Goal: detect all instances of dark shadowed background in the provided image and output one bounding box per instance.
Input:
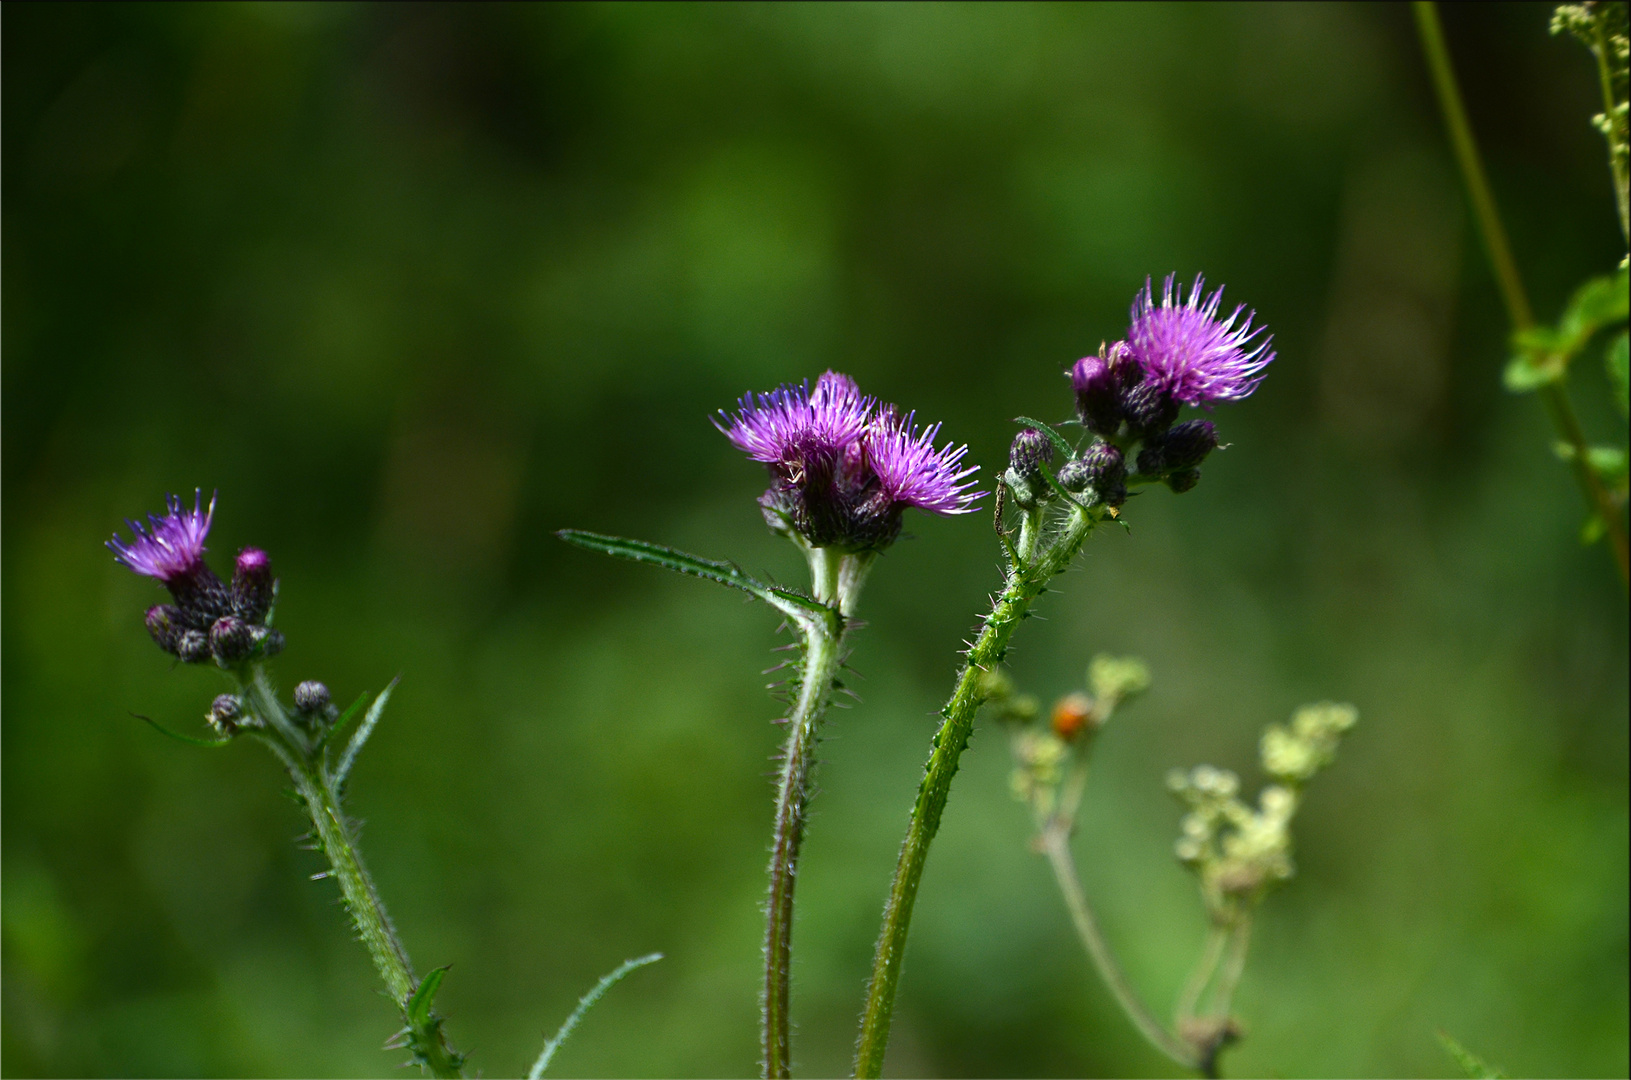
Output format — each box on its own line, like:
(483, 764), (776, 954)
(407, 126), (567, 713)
(4, 3), (1627, 1077)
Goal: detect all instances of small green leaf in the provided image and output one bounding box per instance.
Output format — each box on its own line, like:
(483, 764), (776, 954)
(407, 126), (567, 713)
(1504, 353), (1562, 392)
(1011, 417), (1077, 458)
(1606, 330), (1629, 418)
(529, 953), (663, 1078)
(406, 966), (449, 1029)
(1436, 1030), (1506, 1079)
(557, 530), (836, 630)
(130, 712), (232, 747)
(1557, 270), (1630, 353)
(334, 677), (399, 791)
(1581, 513), (1608, 545)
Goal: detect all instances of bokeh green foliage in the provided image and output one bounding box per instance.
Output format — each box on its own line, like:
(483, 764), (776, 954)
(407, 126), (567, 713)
(3, 3), (1626, 1077)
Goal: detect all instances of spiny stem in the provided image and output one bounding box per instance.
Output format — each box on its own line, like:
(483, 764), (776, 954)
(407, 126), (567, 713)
(762, 547), (860, 1078)
(763, 622), (844, 1078)
(853, 507), (1098, 1077)
(1415, 0), (1630, 586)
(1039, 824), (1200, 1072)
(249, 669), (464, 1078)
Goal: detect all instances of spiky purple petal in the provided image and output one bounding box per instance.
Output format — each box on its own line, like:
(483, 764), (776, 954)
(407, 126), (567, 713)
(715, 370), (874, 466)
(108, 491), (215, 584)
(863, 411), (982, 516)
(1128, 274), (1274, 405)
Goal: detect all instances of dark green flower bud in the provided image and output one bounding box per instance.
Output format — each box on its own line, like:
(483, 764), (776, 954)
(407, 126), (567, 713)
(1167, 468), (1201, 493)
(146, 605), (183, 656)
(207, 694), (244, 736)
(251, 625), (285, 658)
(1138, 419), (1218, 475)
(1008, 428), (1054, 479)
(294, 680), (330, 713)
(177, 629), (211, 664)
(1058, 443), (1127, 507)
(1122, 380), (1179, 439)
(210, 616), (254, 664)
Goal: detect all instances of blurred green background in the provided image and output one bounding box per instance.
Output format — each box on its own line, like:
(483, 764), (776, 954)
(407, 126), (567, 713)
(4, 3), (1627, 1077)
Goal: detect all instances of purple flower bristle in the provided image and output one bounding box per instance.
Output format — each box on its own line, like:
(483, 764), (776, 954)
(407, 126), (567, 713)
(108, 490), (215, 584)
(1128, 274), (1274, 406)
(863, 412), (981, 516)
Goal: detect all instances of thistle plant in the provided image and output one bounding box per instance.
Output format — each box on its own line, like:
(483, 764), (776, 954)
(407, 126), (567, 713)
(110, 493), (656, 1077)
(999, 660), (1357, 1080)
(853, 274), (1275, 1076)
(1415, 0), (1630, 585)
(560, 370), (979, 1078)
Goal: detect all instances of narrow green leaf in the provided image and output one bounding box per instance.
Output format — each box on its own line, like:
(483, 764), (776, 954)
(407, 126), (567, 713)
(406, 966), (449, 1029)
(1606, 330), (1629, 419)
(1011, 417), (1076, 458)
(130, 712), (232, 748)
(313, 691), (369, 754)
(1436, 1030), (1506, 1079)
(557, 530), (835, 629)
(334, 677), (399, 791)
(529, 953), (663, 1078)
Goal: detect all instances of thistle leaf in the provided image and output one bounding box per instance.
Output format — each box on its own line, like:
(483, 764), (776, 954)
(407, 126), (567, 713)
(1011, 417), (1077, 458)
(528, 953), (663, 1078)
(334, 677), (399, 791)
(1436, 1030), (1506, 1079)
(407, 966), (449, 1030)
(129, 712), (231, 747)
(557, 530), (836, 629)
(313, 691), (369, 754)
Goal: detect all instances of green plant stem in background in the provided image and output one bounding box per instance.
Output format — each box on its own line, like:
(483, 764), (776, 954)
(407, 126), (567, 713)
(853, 507), (1100, 1077)
(1414, 0), (1631, 586)
(1038, 823), (1201, 1072)
(245, 667), (465, 1079)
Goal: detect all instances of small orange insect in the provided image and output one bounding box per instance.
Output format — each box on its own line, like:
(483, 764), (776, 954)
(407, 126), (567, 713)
(1051, 692), (1094, 741)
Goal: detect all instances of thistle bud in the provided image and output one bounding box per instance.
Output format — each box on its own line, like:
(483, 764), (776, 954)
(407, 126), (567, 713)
(1007, 428), (1053, 479)
(294, 680), (331, 714)
(1122, 379), (1179, 439)
(251, 626), (285, 658)
(177, 629), (211, 664)
(1138, 419), (1218, 475)
(232, 548), (276, 625)
(1057, 443), (1127, 507)
(146, 605), (183, 656)
(209, 616), (254, 664)
(1166, 469), (1201, 494)
(1071, 342), (1140, 437)
(207, 694), (244, 736)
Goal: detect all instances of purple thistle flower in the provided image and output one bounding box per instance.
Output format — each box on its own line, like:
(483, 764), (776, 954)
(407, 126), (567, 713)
(108, 491), (215, 585)
(716, 370), (873, 472)
(719, 371), (982, 550)
(862, 410), (981, 517)
(1127, 274), (1274, 406)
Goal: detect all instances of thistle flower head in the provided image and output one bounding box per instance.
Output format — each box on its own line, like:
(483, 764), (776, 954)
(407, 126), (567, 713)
(1128, 274), (1274, 406)
(861, 409), (981, 517)
(108, 490), (214, 585)
(716, 371), (873, 473)
(720, 371), (981, 550)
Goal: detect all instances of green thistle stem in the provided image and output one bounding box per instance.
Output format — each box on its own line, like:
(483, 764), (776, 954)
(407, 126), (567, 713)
(853, 506), (1099, 1077)
(246, 666), (464, 1078)
(762, 548), (864, 1078)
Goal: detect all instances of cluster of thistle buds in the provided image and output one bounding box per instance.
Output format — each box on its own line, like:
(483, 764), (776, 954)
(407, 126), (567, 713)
(1168, 702), (1358, 913)
(1008, 274), (1274, 512)
(108, 491), (283, 668)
